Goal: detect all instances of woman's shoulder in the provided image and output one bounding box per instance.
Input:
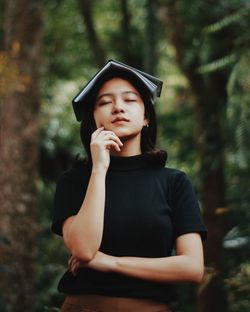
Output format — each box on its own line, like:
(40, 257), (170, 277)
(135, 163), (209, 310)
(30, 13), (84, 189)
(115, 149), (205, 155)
(159, 166), (186, 178)
(156, 166), (190, 186)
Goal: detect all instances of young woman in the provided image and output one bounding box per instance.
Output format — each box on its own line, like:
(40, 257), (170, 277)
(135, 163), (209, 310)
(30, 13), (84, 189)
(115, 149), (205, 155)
(52, 60), (207, 312)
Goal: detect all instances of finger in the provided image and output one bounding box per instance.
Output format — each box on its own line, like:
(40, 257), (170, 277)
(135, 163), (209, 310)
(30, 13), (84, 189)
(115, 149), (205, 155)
(92, 127), (104, 139)
(72, 260), (81, 276)
(69, 257), (78, 272)
(104, 140), (121, 152)
(70, 259), (79, 275)
(68, 256), (74, 270)
(95, 130), (123, 147)
(110, 134), (123, 147)
(71, 261), (77, 275)
(91, 127), (104, 140)
(102, 132), (123, 147)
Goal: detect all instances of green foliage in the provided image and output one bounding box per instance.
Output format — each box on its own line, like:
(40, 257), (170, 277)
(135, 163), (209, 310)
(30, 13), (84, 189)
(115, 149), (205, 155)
(227, 53), (250, 168)
(198, 53), (237, 74)
(164, 0), (249, 77)
(158, 104), (199, 178)
(219, 6), (250, 311)
(225, 262), (250, 311)
(225, 52), (250, 248)
(42, 0), (92, 82)
(203, 8), (247, 34)
(41, 80), (82, 156)
(198, 4), (250, 74)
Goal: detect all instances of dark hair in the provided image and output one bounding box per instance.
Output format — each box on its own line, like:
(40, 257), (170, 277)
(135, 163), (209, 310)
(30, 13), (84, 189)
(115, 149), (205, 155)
(79, 71), (167, 166)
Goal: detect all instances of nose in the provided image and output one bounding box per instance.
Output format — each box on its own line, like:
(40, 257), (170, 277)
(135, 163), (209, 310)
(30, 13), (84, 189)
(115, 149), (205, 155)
(112, 97), (125, 114)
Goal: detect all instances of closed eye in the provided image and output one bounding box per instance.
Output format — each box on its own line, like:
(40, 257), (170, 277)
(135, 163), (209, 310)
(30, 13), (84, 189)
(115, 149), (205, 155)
(125, 99), (136, 102)
(99, 101), (112, 105)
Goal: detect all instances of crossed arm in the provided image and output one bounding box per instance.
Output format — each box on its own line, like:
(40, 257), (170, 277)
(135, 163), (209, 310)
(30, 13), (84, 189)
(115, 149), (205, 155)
(66, 228), (204, 284)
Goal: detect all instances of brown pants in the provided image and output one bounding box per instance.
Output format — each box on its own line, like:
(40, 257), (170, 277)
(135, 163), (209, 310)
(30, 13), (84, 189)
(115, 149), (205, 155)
(60, 294), (172, 312)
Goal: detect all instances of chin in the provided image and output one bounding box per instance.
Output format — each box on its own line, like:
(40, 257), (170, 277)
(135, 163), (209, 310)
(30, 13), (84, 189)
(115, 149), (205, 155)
(112, 128), (130, 137)
(110, 126), (142, 139)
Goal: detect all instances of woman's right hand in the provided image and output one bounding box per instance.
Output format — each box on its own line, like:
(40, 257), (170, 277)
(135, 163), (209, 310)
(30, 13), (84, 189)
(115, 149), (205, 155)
(90, 127), (123, 171)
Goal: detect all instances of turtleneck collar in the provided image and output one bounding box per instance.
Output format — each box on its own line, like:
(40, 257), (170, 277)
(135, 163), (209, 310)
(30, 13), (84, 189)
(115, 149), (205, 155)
(109, 154), (149, 171)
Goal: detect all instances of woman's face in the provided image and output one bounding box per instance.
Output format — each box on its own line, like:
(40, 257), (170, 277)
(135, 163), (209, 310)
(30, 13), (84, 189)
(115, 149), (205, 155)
(93, 78), (148, 139)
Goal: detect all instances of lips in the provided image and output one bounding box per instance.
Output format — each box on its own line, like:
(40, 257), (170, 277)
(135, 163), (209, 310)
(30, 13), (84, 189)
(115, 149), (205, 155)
(111, 116), (129, 123)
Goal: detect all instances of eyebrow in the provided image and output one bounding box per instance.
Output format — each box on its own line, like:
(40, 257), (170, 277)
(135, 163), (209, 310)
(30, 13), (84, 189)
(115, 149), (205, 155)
(97, 91), (139, 102)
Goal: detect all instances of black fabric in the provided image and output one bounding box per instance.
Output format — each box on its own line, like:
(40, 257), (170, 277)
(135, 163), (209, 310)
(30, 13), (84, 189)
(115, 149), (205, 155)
(52, 154), (207, 303)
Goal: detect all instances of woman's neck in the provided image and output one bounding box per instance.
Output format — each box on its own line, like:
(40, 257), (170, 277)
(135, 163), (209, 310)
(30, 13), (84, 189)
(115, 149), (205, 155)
(110, 134), (141, 157)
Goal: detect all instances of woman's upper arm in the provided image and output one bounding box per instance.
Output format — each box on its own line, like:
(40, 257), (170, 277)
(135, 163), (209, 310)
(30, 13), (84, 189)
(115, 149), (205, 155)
(176, 233), (204, 268)
(173, 233), (204, 282)
(62, 215), (76, 251)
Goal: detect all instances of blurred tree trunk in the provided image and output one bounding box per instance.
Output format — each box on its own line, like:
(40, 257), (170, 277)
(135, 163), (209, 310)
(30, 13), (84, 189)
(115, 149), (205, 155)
(78, 0), (106, 67)
(119, 0), (158, 74)
(119, 0), (141, 67)
(159, 3), (228, 312)
(144, 0), (157, 75)
(190, 71), (227, 312)
(120, 0), (132, 64)
(0, 1), (42, 311)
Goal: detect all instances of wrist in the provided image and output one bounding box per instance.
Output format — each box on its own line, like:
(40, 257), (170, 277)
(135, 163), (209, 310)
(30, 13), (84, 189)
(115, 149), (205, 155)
(108, 255), (119, 272)
(91, 166), (108, 175)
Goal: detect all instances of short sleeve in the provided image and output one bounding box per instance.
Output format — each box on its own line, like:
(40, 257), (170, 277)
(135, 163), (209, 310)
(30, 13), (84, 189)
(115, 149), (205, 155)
(172, 171), (207, 241)
(51, 171), (86, 236)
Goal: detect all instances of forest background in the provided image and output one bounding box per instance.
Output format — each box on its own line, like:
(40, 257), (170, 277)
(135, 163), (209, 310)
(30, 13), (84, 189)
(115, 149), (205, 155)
(0, 1), (249, 312)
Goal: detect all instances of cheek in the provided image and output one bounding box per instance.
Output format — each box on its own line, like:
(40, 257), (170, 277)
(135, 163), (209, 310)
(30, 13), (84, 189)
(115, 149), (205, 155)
(135, 106), (146, 123)
(93, 108), (108, 127)
(93, 109), (102, 125)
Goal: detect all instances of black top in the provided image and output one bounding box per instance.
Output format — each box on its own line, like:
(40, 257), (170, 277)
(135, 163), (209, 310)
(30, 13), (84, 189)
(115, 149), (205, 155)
(52, 154), (207, 303)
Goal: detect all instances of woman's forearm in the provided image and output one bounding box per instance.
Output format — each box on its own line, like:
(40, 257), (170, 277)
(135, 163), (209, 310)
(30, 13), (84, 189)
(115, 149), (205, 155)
(112, 234), (204, 283)
(69, 235), (204, 283)
(65, 168), (106, 261)
(63, 127), (123, 262)
(112, 254), (204, 283)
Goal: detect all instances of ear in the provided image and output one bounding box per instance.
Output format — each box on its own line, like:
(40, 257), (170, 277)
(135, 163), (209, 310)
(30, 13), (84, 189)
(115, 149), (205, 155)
(143, 117), (150, 127)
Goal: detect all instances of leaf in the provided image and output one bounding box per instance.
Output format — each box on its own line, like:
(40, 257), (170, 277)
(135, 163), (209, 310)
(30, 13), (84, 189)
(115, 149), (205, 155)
(203, 8), (247, 33)
(197, 53), (237, 74)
